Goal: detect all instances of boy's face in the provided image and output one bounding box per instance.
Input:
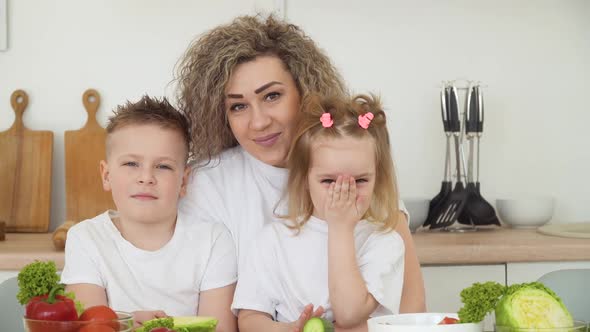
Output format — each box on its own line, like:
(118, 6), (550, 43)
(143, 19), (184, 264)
(307, 135), (376, 221)
(100, 124), (189, 225)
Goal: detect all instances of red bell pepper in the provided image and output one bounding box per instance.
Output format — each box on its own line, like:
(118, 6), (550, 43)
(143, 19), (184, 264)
(25, 284), (78, 321)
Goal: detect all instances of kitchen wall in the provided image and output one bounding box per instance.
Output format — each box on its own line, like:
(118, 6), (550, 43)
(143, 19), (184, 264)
(1, 0), (589, 231)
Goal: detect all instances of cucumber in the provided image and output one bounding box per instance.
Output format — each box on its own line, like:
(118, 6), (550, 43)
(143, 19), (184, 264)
(303, 317), (334, 332)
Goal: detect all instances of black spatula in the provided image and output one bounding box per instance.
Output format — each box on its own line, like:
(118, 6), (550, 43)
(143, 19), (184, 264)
(430, 85), (471, 230)
(424, 86), (453, 227)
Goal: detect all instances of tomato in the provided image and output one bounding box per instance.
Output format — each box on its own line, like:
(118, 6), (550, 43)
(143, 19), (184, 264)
(79, 306), (119, 331)
(438, 316), (460, 325)
(79, 305), (118, 322)
(78, 324), (116, 332)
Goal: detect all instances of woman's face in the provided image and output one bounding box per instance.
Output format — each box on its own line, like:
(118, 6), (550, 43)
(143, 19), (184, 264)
(224, 55), (301, 167)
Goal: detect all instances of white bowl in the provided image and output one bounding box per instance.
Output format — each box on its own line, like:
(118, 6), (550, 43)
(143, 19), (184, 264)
(368, 313), (483, 332)
(403, 198), (431, 232)
(495, 196), (555, 228)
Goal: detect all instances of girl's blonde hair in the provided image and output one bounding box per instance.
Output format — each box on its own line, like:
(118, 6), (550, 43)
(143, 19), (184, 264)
(175, 14), (347, 165)
(284, 94), (400, 232)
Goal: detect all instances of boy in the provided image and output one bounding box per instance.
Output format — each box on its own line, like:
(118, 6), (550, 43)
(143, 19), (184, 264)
(61, 96), (237, 332)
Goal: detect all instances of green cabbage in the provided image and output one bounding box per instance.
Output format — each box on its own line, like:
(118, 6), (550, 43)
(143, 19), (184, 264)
(495, 282), (573, 329)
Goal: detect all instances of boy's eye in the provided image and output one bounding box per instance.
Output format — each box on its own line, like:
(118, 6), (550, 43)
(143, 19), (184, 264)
(265, 92), (281, 102)
(123, 161), (138, 167)
(156, 164), (172, 170)
(229, 103), (247, 112)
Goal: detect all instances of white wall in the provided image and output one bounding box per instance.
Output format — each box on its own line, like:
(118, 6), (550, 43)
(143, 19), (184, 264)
(1, 0), (589, 231)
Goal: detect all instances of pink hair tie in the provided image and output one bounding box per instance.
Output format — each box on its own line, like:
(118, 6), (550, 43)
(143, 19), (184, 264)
(320, 113), (333, 128)
(358, 112), (374, 129)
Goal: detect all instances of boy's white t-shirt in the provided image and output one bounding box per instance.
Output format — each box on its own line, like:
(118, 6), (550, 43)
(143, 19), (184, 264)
(179, 146), (408, 274)
(231, 216), (405, 323)
(60, 210), (237, 316)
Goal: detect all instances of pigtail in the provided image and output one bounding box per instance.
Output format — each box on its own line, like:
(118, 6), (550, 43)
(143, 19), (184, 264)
(352, 94), (387, 128)
(351, 94), (399, 232)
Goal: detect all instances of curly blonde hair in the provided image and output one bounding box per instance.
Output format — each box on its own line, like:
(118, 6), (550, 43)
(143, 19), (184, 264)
(284, 94), (400, 232)
(175, 14), (347, 165)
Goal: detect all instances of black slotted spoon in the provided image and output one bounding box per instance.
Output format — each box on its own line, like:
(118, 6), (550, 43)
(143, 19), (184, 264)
(430, 85), (471, 230)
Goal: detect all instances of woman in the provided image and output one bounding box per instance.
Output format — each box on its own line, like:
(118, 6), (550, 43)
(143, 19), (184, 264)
(176, 15), (425, 320)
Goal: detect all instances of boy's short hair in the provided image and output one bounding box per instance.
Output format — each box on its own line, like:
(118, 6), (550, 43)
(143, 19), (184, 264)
(106, 95), (191, 160)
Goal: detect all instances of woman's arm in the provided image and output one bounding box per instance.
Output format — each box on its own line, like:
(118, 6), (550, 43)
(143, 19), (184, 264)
(334, 321), (368, 332)
(198, 283), (237, 332)
(238, 305), (323, 332)
(238, 310), (290, 332)
(396, 211), (427, 313)
(65, 283), (107, 308)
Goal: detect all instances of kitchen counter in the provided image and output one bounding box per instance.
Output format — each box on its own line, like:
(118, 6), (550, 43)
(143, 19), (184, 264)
(1, 227), (589, 270)
(0, 233), (65, 270)
(414, 227), (590, 265)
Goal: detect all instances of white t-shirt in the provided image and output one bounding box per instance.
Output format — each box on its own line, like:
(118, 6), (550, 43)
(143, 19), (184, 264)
(179, 146), (408, 274)
(231, 216), (405, 323)
(60, 210), (237, 316)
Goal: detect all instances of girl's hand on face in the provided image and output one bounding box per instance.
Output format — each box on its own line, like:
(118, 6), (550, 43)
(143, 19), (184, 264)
(289, 304), (325, 332)
(132, 310), (168, 328)
(325, 175), (363, 230)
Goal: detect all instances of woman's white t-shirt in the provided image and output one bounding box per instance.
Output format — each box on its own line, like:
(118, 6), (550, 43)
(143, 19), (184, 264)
(231, 216), (405, 322)
(179, 146), (288, 273)
(60, 210), (237, 316)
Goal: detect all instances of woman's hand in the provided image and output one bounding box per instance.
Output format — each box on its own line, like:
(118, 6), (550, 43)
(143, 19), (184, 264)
(132, 310), (168, 328)
(288, 304), (325, 332)
(325, 175), (363, 230)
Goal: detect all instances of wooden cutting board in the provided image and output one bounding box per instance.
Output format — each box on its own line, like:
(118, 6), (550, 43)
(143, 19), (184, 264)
(64, 89), (115, 223)
(537, 223), (590, 239)
(0, 90), (53, 232)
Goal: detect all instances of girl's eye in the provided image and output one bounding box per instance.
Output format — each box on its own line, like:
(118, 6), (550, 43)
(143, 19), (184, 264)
(265, 92), (281, 102)
(156, 164), (172, 170)
(355, 178), (368, 184)
(229, 103), (247, 112)
(321, 179), (335, 184)
(123, 161), (138, 167)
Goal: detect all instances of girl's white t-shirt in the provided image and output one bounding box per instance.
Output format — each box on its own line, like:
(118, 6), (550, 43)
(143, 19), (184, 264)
(60, 210), (237, 316)
(179, 146), (408, 274)
(231, 216), (405, 322)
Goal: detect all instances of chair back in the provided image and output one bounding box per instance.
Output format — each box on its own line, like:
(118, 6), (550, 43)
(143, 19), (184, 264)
(538, 269), (590, 323)
(0, 276), (25, 331)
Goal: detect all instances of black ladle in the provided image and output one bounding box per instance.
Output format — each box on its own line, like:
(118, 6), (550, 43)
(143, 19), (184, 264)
(460, 86), (500, 226)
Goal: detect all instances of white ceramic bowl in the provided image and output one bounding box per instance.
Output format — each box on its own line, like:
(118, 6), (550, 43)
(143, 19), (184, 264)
(495, 196), (555, 228)
(404, 198), (431, 232)
(368, 313), (483, 332)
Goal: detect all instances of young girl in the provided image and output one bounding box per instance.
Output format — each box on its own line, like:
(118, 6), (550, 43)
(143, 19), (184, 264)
(232, 94), (405, 332)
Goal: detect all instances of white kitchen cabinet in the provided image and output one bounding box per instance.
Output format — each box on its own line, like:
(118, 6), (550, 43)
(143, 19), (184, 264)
(422, 264), (506, 313)
(422, 264), (505, 331)
(0, 271), (18, 284)
(506, 261), (590, 284)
